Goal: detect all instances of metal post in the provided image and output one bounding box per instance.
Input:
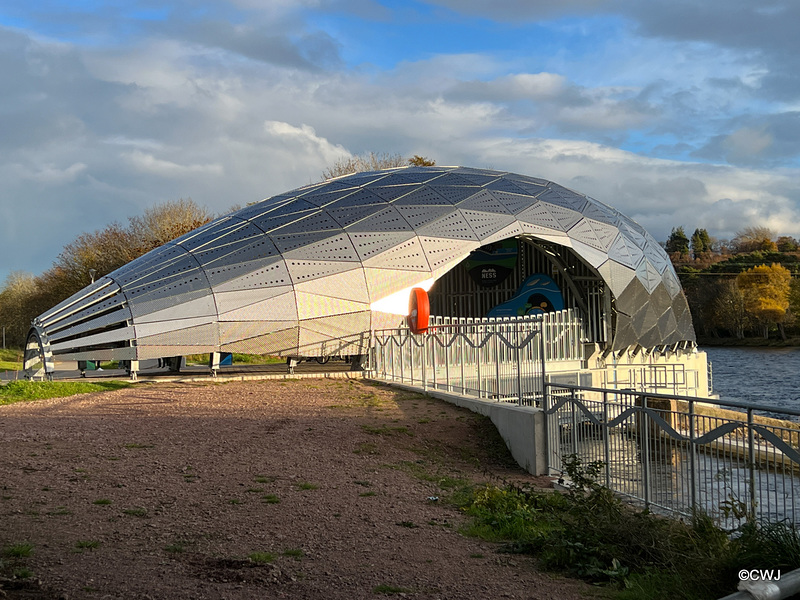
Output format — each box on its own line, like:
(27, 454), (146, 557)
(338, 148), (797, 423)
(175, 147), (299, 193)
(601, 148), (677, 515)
(543, 379), (551, 472)
(603, 389), (611, 489)
(689, 400), (697, 512)
(432, 333), (437, 391)
(571, 388), (579, 458)
(494, 329), (500, 401)
(641, 394), (651, 510)
(747, 407), (757, 521)
(515, 326), (523, 406)
(422, 332), (427, 392)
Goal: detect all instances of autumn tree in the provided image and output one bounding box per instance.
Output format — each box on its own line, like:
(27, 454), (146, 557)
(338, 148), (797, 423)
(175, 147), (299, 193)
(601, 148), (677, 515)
(732, 226), (777, 253)
(777, 236), (799, 252)
(736, 263), (791, 339)
(708, 279), (748, 339)
(0, 272), (38, 347)
(408, 155), (436, 166)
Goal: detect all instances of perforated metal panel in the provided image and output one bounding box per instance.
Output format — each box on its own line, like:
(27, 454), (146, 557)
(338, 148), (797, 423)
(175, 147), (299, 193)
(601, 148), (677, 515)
(28, 166), (695, 372)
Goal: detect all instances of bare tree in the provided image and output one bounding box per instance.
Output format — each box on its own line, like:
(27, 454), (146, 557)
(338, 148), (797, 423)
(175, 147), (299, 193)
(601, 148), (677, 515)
(321, 152), (408, 180)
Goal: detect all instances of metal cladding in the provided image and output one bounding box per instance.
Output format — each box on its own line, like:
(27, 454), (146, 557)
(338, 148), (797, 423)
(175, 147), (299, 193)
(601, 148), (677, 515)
(28, 166), (694, 368)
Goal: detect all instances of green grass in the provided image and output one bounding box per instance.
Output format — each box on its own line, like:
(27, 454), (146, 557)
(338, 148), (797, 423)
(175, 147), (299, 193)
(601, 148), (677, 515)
(295, 481), (319, 491)
(93, 498), (112, 505)
(262, 494), (280, 504)
(283, 548), (304, 559)
(0, 348), (23, 371)
(74, 540), (101, 551)
(0, 380), (131, 404)
(2, 543), (34, 558)
(122, 507), (148, 517)
(254, 475), (276, 484)
(248, 551), (276, 564)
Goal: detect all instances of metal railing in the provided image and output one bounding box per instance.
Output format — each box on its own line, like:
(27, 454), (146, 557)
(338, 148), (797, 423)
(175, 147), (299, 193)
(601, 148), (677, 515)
(371, 310), (583, 404)
(546, 383), (800, 526)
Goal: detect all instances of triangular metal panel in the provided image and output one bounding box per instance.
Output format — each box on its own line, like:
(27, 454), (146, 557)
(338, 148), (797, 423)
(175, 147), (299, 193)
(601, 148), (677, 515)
(607, 233), (645, 269)
(295, 268), (369, 304)
(327, 203), (388, 228)
(512, 202), (563, 232)
(612, 314), (640, 350)
(207, 256), (291, 290)
(540, 203), (583, 231)
(635, 259), (662, 294)
(416, 211), (478, 240)
(568, 239), (608, 269)
(38, 278), (123, 327)
(393, 185), (456, 207)
(136, 322), (220, 349)
(346, 206), (413, 233)
(486, 190), (537, 215)
(300, 311), (372, 339)
(485, 178), (534, 195)
(128, 290), (215, 320)
(214, 285), (294, 314)
(362, 236), (431, 272)
(285, 260), (361, 284)
(364, 268), (432, 304)
(270, 210), (342, 236)
(217, 290), (299, 322)
(232, 195), (297, 221)
(582, 198), (621, 227)
(323, 187), (386, 209)
(505, 173), (549, 187)
(460, 210), (516, 240)
(455, 172), (502, 186)
(300, 188), (359, 208)
(663, 267), (683, 299)
(296, 291), (370, 320)
(219, 320), (297, 346)
(393, 170), (449, 184)
(189, 222), (281, 269)
(270, 229), (342, 254)
(246, 200), (319, 234)
(643, 233), (670, 274)
(503, 178), (549, 197)
(616, 276), (648, 317)
(369, 183), (419, 202)
(348, 230), (417, 261)
(568, 218), (605, 251)
(479, 221), (524, 246)
(418, 236), (477, 270)
(649, 282), (671, 313)
(537, 186), (588, 212)
(617, 221), (648, 249)
(598, 260), (638, 294)
(517, 226), (571, 245)
(456, 189), (511, 214)
(587, 218), (619, 251)
(657, 306), (678, 340)
(221, 324), (299, 355)
(427, 185), (480, 204)
(395, 203), (453, 229)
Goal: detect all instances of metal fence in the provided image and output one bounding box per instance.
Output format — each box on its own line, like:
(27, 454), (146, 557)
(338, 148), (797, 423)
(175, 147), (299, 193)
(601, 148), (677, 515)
(546, 383), (800, 526)
(371, 310), (583, 402)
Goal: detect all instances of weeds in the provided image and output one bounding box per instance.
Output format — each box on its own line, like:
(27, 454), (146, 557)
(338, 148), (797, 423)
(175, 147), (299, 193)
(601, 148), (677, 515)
(456, 454), (800, 599)
(248, 551), (276, 564)
(2, 543), (34, 559)
(296, 482), (318, 491)
(262, 494), (280, 504)
(122, 507), (148, 517)
(74, 540), (101, 552)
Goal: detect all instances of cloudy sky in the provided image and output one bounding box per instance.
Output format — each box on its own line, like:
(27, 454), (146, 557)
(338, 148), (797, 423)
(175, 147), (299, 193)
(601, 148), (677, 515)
(1, 0), (799, 284)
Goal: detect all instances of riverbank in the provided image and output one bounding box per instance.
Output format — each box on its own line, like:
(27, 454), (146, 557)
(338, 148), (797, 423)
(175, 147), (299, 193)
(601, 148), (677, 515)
(698, 336), (800, 347)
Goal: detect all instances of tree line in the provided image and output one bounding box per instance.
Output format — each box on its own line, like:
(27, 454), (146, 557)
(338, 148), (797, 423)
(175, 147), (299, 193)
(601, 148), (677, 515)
(666, 226), (800, 341)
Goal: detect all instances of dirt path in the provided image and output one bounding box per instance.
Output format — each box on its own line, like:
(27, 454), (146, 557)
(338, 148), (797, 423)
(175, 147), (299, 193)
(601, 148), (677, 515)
(0, 378), (592, 599)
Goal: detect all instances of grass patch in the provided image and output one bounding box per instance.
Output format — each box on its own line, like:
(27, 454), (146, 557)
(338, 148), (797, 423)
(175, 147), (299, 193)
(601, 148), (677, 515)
(0, 380), (131, 404)
(165, 540), (190, 554)
(0, 348), (23, 371)
(2, 543), (34, 559)
(254, 475), (276, 484)
(283, 548), (304, 559)
(353, 442), (379, 455)
(93, 498), (112, 505)
(295, 481), (319, 491)
(262, 494), (280, 504)
(248, 551), (276, 564)
(359, 491), (377, 497)
(74, 540), (101, 552)
(122, 507), (148, 518)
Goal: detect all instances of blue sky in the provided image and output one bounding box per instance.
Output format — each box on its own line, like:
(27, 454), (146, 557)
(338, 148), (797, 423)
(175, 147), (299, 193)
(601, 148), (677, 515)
(1, 0), (799, 285)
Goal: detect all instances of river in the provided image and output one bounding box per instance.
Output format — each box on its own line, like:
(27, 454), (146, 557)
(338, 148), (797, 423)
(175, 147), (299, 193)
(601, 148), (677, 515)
(703, 346), (800, 413)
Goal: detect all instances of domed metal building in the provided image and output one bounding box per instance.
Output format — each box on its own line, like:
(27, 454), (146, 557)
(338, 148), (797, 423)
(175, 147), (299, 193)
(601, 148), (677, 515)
(24, 166), (694, 378)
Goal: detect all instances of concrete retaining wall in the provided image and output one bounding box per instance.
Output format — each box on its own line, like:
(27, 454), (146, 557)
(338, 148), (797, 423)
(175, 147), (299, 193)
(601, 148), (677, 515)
(386, 382), (547, 476)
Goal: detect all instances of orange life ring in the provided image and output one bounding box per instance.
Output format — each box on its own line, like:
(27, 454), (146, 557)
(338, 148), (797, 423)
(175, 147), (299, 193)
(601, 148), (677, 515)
(407, 287), (430, 334)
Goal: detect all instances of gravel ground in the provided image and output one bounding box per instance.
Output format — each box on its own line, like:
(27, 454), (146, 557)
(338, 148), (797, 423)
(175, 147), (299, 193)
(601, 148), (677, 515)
(0, 377), (593, 599)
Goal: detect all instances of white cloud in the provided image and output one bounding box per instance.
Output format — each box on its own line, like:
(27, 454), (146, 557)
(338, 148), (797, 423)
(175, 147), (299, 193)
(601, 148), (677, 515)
(126, 151), (224, 177)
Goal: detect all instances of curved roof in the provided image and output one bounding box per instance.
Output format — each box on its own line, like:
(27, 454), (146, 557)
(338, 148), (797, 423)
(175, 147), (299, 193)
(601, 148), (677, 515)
(31, 166), (694, 363)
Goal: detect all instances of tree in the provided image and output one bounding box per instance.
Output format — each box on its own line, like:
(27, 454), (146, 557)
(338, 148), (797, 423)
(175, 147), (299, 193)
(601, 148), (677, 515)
(732, 226), (777, 253)
(777, 236), (799, 253)
(708, 279), (748, 339)
(736, 263), (791, 339)
(408, 155), (436, 166)
(0, 272), (37, 347)
(690, 228), (713, 258)
(665, 227), (690, 257)
(321, 152), (407, 180)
